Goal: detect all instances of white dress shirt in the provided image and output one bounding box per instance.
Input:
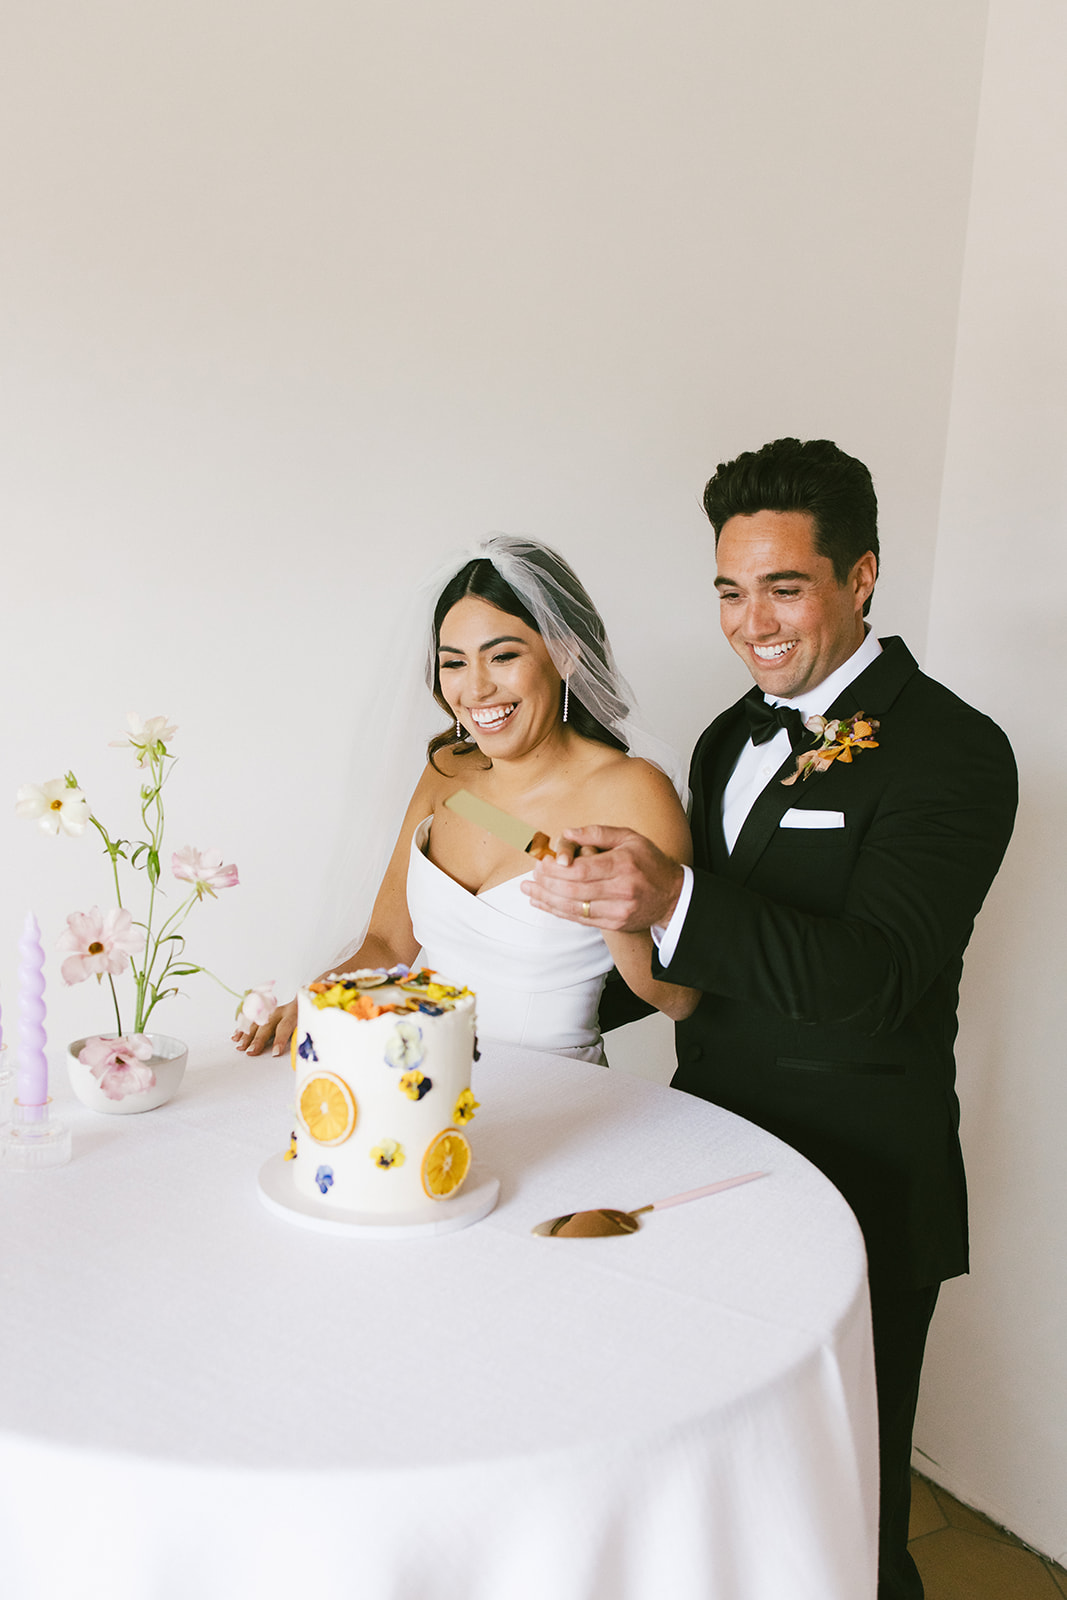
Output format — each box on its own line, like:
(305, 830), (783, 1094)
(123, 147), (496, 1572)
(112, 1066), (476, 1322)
(654, 630), (882, 968)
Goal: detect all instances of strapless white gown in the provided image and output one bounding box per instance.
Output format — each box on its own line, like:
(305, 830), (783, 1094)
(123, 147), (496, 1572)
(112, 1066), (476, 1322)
(407, 817), (612, 1062)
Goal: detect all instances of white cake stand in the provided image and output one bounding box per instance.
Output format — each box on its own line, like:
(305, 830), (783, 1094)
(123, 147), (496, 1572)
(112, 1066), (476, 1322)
(256, 1152), (500, 1238)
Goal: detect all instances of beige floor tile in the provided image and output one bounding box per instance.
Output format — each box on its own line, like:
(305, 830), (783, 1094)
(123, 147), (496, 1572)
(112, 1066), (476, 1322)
(910, 1527), (1063, 1600)
(909, 1474), (948, 1540)
(1044, 1559), (1067, 1597)
(930, 1479), (1028, 1546)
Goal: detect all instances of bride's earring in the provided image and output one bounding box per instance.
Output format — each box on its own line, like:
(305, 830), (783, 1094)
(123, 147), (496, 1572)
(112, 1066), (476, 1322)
(562, 674), (570, 724)
(455, 715), (463, 739)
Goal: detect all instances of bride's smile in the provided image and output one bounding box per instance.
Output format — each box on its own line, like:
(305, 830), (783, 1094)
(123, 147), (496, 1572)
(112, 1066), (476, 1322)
(437, 596), (566, 757)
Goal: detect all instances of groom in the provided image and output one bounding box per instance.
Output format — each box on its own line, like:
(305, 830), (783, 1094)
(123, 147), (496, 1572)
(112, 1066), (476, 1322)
(525, 437), (1017, 1600)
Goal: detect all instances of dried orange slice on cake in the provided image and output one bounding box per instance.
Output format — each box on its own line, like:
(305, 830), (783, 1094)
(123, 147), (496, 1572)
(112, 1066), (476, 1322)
(298, 1073), (357, 1146)
(421, 1128), (471, 1200)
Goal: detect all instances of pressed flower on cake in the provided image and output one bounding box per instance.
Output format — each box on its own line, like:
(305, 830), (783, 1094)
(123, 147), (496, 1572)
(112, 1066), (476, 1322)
(384, 1021), (424, 1070)
(399, 1069), (433, 1101)
(370, 1139), (405, 1169)
(452, 1088), (479, 1125)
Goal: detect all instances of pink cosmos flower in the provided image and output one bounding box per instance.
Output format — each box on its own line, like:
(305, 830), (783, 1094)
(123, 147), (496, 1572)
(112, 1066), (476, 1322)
(109, 713), (178, 768)
(237, 982), (277, 1029)
(57, 906), (145, 985)
(172, 846), (239, 900)
(16, 779), (90, 836)
(78, 1034), (156, 1101)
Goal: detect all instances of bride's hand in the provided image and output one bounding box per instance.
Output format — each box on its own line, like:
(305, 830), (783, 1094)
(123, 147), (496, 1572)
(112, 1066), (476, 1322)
(233, 998), (297, 1057)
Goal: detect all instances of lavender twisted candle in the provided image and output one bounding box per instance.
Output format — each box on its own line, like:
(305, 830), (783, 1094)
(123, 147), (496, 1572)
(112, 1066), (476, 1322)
(17, 911), (48, 1109)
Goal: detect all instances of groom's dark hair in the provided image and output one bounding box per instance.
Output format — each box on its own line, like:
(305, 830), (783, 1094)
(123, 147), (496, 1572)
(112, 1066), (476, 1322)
(703, 438), (879, 615)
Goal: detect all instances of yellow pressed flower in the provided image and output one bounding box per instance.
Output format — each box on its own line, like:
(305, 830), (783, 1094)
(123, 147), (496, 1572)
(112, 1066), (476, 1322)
(399, 1069), (432, 1101)
(311, 983), (352, 1010)
(422, 1129), (471, 1199)
(453, 1088), (479, 1126)
(370, 1138), (405, 1169)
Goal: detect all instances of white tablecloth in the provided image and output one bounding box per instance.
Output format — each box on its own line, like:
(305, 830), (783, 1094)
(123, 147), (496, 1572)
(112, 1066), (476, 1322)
(0, 1041), (878, 1600)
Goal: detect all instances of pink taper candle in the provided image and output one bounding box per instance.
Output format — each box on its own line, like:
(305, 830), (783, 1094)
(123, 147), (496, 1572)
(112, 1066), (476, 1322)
(17, 912), (48, 1111)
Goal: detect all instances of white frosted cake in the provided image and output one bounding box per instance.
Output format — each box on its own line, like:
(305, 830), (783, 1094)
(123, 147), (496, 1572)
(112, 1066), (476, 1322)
(283, 967), (481, 1224)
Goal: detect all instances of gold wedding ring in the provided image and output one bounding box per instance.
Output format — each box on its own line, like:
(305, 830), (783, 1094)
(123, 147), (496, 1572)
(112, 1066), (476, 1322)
(581, 901), (591, 918)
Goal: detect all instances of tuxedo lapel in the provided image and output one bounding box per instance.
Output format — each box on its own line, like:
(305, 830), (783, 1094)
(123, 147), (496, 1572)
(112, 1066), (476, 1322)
(692, 704), (750, 874)
(724, 743), (805, 881)
(721, 637), (919, 885)
(823, 634), (917, 724)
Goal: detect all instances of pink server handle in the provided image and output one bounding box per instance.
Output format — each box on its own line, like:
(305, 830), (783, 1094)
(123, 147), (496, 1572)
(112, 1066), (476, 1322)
(649, 1171), (767, 1211)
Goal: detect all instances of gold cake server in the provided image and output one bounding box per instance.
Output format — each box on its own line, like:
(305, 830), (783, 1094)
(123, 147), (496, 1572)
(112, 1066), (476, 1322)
(532, 1171), (768, 1237)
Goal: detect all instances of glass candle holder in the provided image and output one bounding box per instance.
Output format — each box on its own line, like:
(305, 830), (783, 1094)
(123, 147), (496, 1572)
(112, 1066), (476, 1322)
(0, 1044), (13, 1127)
(0, 1095), (72, 1170)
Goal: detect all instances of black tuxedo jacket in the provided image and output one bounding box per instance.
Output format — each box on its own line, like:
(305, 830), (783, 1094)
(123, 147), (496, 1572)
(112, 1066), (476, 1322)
(656, 637), (1017, 1290)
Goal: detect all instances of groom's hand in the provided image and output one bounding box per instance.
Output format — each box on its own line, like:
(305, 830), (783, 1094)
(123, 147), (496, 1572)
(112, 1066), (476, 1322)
(522, 825), (684, 933)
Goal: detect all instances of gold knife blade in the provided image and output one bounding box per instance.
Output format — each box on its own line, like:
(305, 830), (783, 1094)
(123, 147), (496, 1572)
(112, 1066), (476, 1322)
(444, 790), (554, 858)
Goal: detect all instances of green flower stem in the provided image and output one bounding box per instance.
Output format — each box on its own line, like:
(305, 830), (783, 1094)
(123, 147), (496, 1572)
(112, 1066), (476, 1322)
(106, 974), (124, 1036)
(134, 750), (168, 1032)
(197, 967), (243, 1002)
(139, 960), (238, 1033)
(151, 892), (199, 946)
(134, 890), (200, 1032)
(88, 813), (125, 909)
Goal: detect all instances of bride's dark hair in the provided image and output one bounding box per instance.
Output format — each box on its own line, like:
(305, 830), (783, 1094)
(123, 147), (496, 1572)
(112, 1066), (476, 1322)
(428, 548), (629, 770)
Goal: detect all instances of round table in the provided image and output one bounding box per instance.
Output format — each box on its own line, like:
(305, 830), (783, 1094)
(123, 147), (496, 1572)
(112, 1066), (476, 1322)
(0, 1040), (878, 1599)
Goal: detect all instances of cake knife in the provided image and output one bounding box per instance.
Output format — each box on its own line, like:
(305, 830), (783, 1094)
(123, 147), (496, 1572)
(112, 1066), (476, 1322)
(444, 790), (555, 859)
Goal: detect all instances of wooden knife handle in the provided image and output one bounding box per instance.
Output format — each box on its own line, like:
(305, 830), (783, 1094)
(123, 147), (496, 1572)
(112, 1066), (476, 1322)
(526, 832), (555, 860)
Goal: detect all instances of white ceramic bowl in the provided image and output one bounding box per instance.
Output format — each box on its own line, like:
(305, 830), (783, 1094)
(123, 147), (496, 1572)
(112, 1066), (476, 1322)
(66, 1033), (188, 1114)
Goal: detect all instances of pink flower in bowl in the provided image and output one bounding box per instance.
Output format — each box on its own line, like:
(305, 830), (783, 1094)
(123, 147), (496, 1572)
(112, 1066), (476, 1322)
(78, 1034), (156, 1101)
(172, 846), (239, 900)
(57, 906), (145, 985)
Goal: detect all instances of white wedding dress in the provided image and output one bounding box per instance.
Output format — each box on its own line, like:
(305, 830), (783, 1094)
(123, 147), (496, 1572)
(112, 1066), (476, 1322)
(407, 817), (613, 1062)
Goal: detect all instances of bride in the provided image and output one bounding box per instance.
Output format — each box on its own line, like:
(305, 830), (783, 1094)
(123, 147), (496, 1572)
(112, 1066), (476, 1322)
(235, 537), (698, 1062)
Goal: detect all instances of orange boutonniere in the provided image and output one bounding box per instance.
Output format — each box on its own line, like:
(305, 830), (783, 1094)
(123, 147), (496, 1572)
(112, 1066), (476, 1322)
(782, 711), (880, 786)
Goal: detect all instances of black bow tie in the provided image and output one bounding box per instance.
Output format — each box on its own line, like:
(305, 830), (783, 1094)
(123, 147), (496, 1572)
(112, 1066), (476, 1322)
(744, 691), (809, 751)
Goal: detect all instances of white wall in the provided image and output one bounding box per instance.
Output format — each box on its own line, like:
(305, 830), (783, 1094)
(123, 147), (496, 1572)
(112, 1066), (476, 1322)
(915, 0), (1067, 1563)
(1, 0), (987, 1061)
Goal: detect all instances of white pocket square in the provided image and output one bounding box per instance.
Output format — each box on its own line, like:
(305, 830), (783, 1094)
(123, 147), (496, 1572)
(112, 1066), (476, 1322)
(780, 808), (845, 829)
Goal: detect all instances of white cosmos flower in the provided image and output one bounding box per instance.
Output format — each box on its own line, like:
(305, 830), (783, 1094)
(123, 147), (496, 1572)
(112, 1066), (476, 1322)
(15, 779), (90, 837)
(109, 713), (178, 768)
